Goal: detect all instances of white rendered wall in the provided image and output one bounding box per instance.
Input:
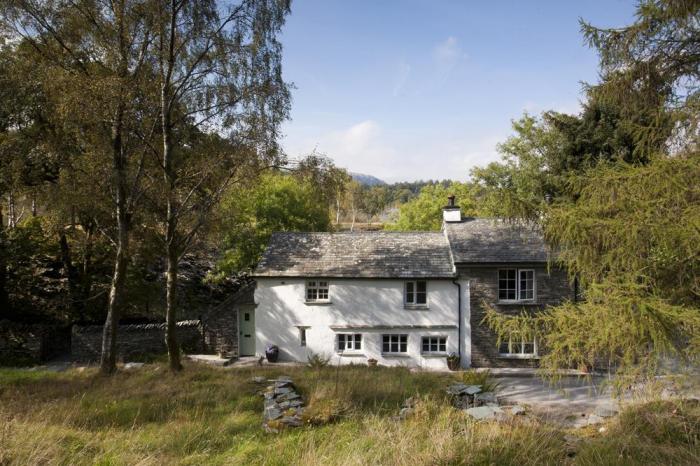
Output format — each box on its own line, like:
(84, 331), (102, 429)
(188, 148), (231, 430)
(254, 278), (467, 369)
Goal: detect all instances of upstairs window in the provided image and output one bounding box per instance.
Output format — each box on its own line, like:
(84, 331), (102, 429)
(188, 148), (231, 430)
(405, 280), (427, 307)
(498, 269), (535, 302)
(382, 334), (408, 353)
(306, 280), (329, 302)
(499, 335), (537, 358)
(337, 333), (362, 352)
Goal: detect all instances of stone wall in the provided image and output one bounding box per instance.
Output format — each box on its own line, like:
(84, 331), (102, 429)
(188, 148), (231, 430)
(460, 265), (573, 368)
(203, 306), (239, 357)
(201, 284), (254, 357)
(71, 320), (203, 362)
(0, 320), (71, 365)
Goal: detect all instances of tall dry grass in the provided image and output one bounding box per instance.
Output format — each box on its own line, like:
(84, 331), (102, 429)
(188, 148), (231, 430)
(0, 364), (697, 465)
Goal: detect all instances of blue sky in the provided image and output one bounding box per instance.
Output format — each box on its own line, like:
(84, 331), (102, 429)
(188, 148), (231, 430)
(280, 0), (638, 182)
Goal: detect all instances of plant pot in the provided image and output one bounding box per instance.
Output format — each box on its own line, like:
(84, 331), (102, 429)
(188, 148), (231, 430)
(367, 358), (378, 367)
(446, 357), (460, 371)
(265, 345), (279, 363)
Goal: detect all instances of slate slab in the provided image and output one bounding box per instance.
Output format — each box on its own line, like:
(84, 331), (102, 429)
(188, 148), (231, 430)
(465, 406), (504, 421)
(594, 406), (618, 418)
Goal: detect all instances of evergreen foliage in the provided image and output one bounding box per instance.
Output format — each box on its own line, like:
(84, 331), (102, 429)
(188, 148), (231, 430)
(482, 0), (700, 382)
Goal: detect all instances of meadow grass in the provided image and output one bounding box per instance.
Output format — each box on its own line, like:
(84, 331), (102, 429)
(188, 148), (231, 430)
(0, 363), (697, 465)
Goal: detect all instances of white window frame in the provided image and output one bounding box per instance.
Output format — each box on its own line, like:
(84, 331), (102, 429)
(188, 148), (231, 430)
(305, 280), (330, 303)
(297, 326), (308, 347)
(421, 336), (447, 355)
(336, 333), (362, 353)
(404, 280), (428, 308)
(382, 334), (408, 354)
(498, 335), (538, 359)
(498, 269), (536, 303)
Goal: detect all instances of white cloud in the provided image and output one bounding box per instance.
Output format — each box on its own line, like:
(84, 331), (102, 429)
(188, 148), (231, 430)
(283, 119), (507, 182)
(433, 36), (465, 75)
(392, 61), (411, 97)
(522, 99), (583, 116)
(285, 120), (398, 176)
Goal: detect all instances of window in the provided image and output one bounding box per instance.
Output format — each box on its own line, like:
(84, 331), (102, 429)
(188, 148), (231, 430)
(306, 280), (329, 302)
(499, 335), (537, 358)
(337, 333), (362, 352)
(382, 334), (408, 353)
(498, 269), (535, 302)
(421, 336), (447, 354)
(405, 280), (427, 307)
(299, 327), (307, 347)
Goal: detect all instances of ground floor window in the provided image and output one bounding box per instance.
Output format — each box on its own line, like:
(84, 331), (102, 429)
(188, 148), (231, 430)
(499, 335), (537, 357)
(337, 333), (362, 352)
(298, 327), (308, 347)
(421, 336), (447, 354)
(382, 334), (408, 353)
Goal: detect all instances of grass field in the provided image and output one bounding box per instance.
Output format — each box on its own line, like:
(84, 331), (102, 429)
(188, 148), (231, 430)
(0, 363), (698, 465)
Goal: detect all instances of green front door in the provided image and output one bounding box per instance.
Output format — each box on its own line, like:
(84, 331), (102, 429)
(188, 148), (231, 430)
(238, 306), (256, 356)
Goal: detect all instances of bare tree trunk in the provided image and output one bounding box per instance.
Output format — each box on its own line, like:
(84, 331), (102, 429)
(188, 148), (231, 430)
(162, 73), (182, 371)
(335, 198), (341, 225)
(80, 225), (94, 316)
(31, 191), (37, 217)
(100, 0), (133, 376)
(0, 204), (8, 319)
(101, 218), (128, 374)
(100, 101), (129, 375)
(165, 243), (182, 371)
(7, 192), (16, 229)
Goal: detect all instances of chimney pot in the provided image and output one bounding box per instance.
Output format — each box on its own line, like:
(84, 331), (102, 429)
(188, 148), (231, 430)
(442, 195), (461, 223)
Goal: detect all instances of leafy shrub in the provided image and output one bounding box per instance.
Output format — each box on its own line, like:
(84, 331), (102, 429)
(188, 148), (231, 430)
(458, 369), (501, 393)
(306, 351), (331, 369)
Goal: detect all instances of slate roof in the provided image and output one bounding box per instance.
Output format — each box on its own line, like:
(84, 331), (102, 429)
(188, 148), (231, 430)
(444, 218), (550, 263)
(253, 232), (455, 278)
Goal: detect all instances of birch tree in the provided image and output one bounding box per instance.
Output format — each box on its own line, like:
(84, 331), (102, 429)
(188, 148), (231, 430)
(1, 0), (154, 374)
(147, 0), (291, 371)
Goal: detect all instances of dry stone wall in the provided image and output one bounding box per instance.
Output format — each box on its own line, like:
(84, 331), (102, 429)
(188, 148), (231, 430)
(71, 320), (203, 362)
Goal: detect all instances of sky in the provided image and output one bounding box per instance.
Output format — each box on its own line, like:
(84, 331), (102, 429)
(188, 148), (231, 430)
(280, 0), (639, 183)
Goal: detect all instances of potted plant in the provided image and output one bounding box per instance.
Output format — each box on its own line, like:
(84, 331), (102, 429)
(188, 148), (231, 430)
(446, 353), (460, 371)
(265, 344), (279, 363)
(367, 358), (378, 367)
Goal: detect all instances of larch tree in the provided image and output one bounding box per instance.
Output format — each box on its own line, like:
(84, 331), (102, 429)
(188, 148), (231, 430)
(482, 0), (700, 385)
(146, 0), (291, 371)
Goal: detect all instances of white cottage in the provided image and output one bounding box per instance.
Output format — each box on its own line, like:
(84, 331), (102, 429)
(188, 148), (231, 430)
(250, 199), (573, 369)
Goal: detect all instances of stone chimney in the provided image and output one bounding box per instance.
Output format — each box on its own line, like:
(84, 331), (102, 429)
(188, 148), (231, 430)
(442, 195), (461, 223)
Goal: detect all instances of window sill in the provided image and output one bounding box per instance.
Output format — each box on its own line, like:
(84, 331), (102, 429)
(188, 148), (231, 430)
(498, 354), (540, 360)
(421, 353), (448, 358)
(336, 352), (366, 357)
(305, 300), (332, 305)
(496, 301), (538, 306)
(381, 353), (410, 358)
(404, 305), (429, 310)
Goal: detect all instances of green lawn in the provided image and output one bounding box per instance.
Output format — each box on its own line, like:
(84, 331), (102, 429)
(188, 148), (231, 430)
(0, 363), (697, 465)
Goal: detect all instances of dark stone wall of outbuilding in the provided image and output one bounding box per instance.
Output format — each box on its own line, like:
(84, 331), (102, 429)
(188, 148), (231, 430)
(200, 283), (254, 357)
(203, 307), (239, 357)
(461, 265), (573, 368)
(71, 321), (204, 362)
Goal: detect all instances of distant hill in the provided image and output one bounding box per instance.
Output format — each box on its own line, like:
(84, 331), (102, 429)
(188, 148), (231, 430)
(350, 173), (386, 186)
